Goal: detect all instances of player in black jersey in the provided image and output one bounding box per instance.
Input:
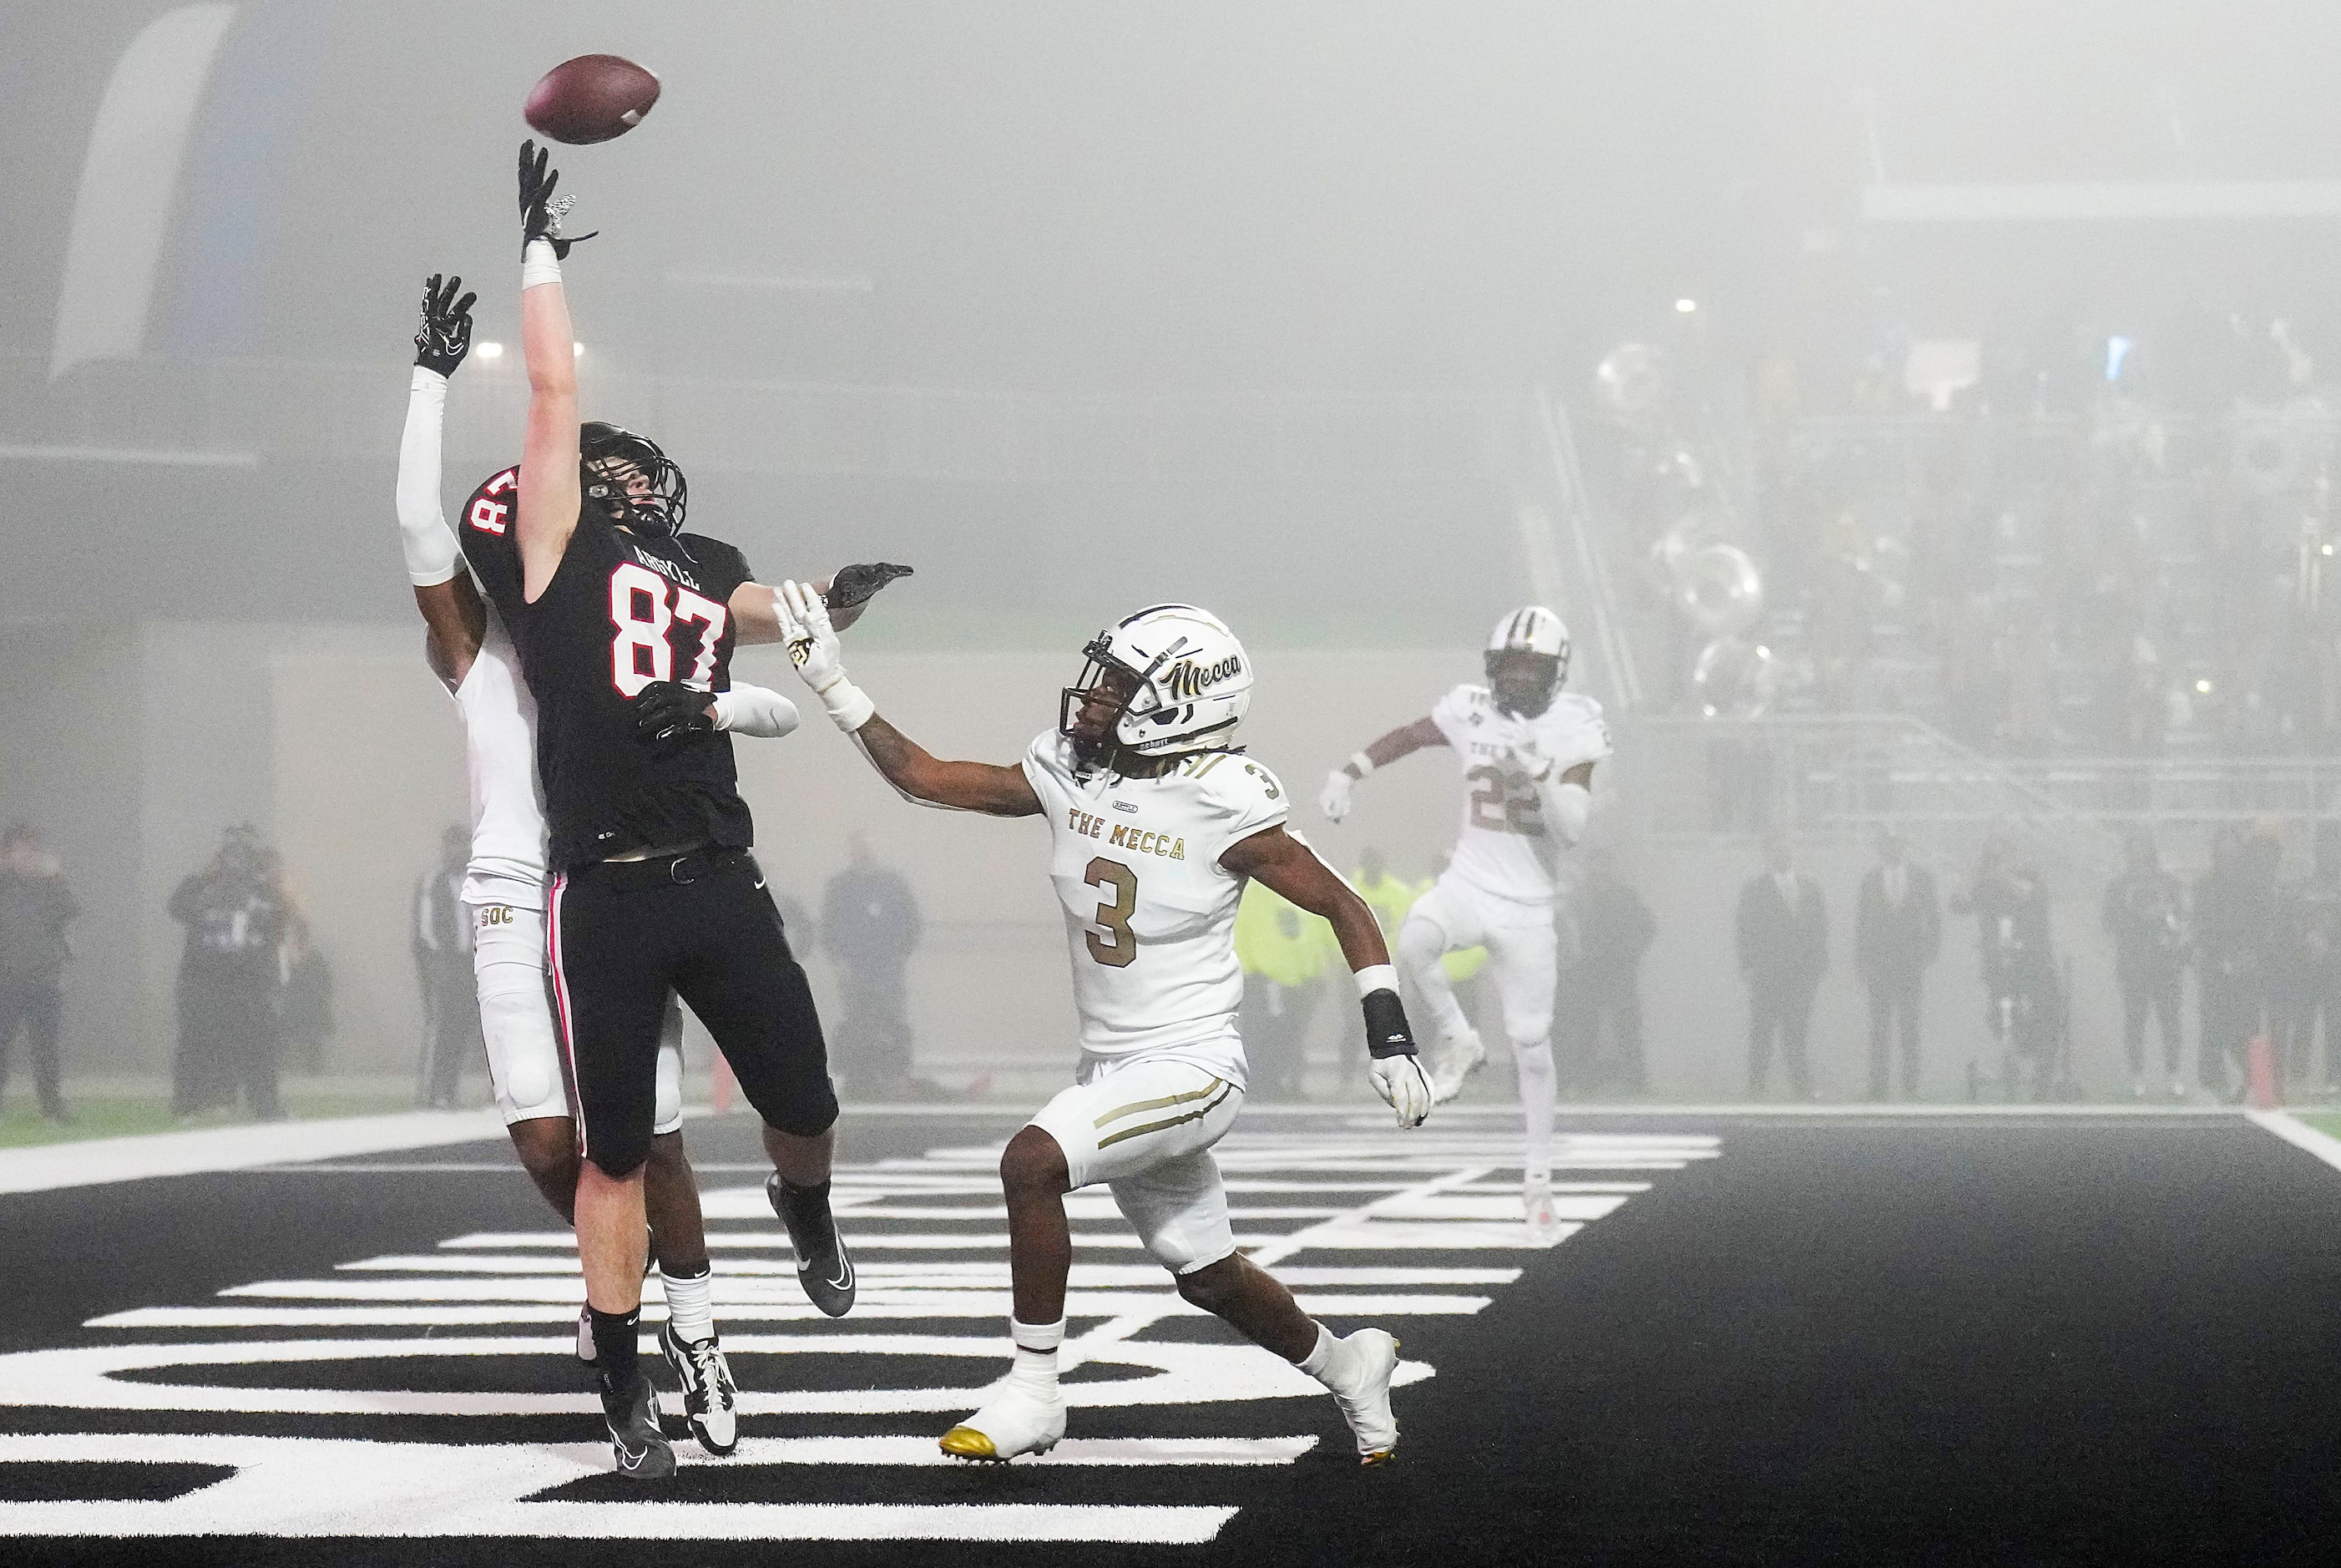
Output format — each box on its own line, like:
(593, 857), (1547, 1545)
(463, 141), (906, 1479)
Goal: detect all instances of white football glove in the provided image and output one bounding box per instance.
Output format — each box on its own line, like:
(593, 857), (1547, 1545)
(1370, 1052), (1433, 1129)
(1320, 767), (1355, 823)
(777, 579), (842, 687)
(776, 579), (874, 730)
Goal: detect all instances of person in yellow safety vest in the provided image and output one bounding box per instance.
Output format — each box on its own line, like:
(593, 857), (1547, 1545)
(1235, 875), (1339, 1100)
(1347, 848), (1487, 1080)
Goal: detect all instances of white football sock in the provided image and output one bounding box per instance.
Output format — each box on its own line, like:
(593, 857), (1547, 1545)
(1514, 1041), (1555, 1186)
(662, 1263), (715, 1345)
(1009, 1316), (1064, 1394)
(1297, 1322), (1360, 1393)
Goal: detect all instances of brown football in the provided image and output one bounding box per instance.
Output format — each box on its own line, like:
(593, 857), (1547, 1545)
(524, 54), (660, 145)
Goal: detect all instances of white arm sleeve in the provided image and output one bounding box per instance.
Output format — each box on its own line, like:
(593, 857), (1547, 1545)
(712, 683), (801, 739)
(1538, 780), (1592, 847)
(396, 367), (463, 587)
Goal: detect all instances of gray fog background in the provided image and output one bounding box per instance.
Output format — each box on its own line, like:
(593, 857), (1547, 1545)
(4, 2), (2339, 1102)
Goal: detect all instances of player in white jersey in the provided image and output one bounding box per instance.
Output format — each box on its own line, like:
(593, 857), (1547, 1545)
(771, 590), (1435, 1464)
(1319, 606), (1612, 1244)
(393, 276), (801, 1459)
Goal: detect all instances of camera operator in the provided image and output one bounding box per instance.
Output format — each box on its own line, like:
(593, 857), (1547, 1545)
(1958, 841), (2061, 1100)
(169, 826), (290, 1120)
(2102, 831), (2187, 1100)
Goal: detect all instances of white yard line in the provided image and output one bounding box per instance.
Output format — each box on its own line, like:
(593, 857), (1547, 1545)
(0, 1110), (503, 1196)
(2246, 1108), (2341, 1175)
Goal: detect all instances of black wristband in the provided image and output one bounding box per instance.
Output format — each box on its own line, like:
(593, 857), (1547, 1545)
(1362, 989), (1416, 1059)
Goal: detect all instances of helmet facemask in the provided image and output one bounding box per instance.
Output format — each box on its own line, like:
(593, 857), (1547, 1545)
(1485, 649), (1565, 717)
(580, 422), (687, 539)
(1059, 638), (1153, 772)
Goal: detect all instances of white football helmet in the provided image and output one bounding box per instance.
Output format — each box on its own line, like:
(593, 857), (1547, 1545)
(1061, 604), (1253, 766)
(1484, 606), (1570, 717)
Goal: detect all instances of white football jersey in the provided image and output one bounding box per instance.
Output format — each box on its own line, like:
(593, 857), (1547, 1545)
(1022, 731), (1290, 1075)
(1428, 684), (1612, 906)
(453, 604), (551, 911)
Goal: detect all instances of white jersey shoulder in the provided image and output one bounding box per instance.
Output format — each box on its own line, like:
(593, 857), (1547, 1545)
(1021, 731), (1287, 1065)
(1427, 683), (1606, 908)
(453, 604), (549, 911)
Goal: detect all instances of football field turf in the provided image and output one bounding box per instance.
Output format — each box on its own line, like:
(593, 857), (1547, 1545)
(2, 1106), (2337, 1565)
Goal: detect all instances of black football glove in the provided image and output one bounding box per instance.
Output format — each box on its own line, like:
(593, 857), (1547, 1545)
(826, 562), (913, 610)
(1363, 988), (1432, 1128)
(413, 273), (476, 377)
(518, 139), (597, 259)
(632, 680), (716, 746)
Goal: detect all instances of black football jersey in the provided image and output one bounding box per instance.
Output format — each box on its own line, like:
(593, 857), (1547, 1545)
(459, 465), (757, 872)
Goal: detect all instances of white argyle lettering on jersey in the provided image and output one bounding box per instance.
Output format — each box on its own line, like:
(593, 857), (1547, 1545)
(1020, 731), (1287, 1074)
(1428, 684), (1611, 906)
(453, 606), (549, 911)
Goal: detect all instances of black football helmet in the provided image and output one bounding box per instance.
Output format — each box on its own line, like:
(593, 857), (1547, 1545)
(580, 421), (687, 538)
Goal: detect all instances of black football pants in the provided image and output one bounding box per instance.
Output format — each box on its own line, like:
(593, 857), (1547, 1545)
(551, 848), (837, 1177)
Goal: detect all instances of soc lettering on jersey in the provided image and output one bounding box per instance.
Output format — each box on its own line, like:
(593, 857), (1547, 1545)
(1429, 683), (1612, 906)
(1020, 731), (1288, 1073)
(456, 467), (758, 871)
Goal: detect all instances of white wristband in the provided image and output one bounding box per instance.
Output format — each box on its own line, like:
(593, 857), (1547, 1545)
(1347, 751), (1376, 779)
(521, 239), (563, 291)
(817, 675), (876, 731)
(1353, 964), (1398, 999)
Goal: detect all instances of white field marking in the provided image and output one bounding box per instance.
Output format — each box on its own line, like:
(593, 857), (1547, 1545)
(214, 1279), (1495, 1312)
(0, 1435), (1237, 1541)
(0, 1334), (1434, 1419)
(1058, 1163), (1495, 1377)
(411, 1252), (1519, 1287)
(2247, 1109), (2341, 1175)
(341, 1253), (1531, 1281)
(0, 1110), (504, 1196)
(1363, 1194), (1628, 1222)
(87, 1294), (1497, 1333)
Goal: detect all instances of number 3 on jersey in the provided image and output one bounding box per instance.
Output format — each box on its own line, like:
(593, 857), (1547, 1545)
(608, 562), (728, 696)
(1085, 857), (1138, 968)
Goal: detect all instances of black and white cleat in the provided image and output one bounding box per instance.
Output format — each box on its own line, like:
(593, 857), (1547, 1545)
(766, 1171), (857, 1317)
(659, 1321), (740, 1456)
(599, 1372), (675, 1480)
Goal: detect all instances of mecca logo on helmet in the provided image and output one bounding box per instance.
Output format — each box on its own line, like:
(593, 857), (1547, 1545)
(1161, 653), (1244, 701)
(1059, 604), (1255, 774)
(1484, 604), (1570, 718)
(579, 421), (688, 539)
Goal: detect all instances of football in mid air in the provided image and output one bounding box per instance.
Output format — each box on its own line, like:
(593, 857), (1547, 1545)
(523, 54), (661, 144)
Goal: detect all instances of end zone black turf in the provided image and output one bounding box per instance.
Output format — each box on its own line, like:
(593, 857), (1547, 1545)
(3, 1110), (2338, 1566)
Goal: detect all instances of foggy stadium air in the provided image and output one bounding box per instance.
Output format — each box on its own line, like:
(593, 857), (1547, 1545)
(6, 2), (2341, 1560)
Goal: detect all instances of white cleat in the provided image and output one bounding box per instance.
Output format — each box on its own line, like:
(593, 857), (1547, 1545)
(575, 1303), (595, 1363)
(1429, 1029), (1486, 1104)
(939, 1380), (1066, 1463)
(1327, 1328), (1402, 1465)
(1524, 1178), (1566, 1247)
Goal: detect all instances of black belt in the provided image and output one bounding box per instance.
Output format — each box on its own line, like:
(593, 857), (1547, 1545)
(571, 846), (748, 888)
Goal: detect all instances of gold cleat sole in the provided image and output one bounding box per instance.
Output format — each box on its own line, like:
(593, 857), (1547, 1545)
(939, 1426), (1003, 1461)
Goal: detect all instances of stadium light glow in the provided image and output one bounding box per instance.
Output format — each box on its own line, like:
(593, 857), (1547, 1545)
(473, 341), (503, 360)
(574, 342), (585, 357)
(2197, 679), (2213, 694)
(1675, 298), (1698, 313)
